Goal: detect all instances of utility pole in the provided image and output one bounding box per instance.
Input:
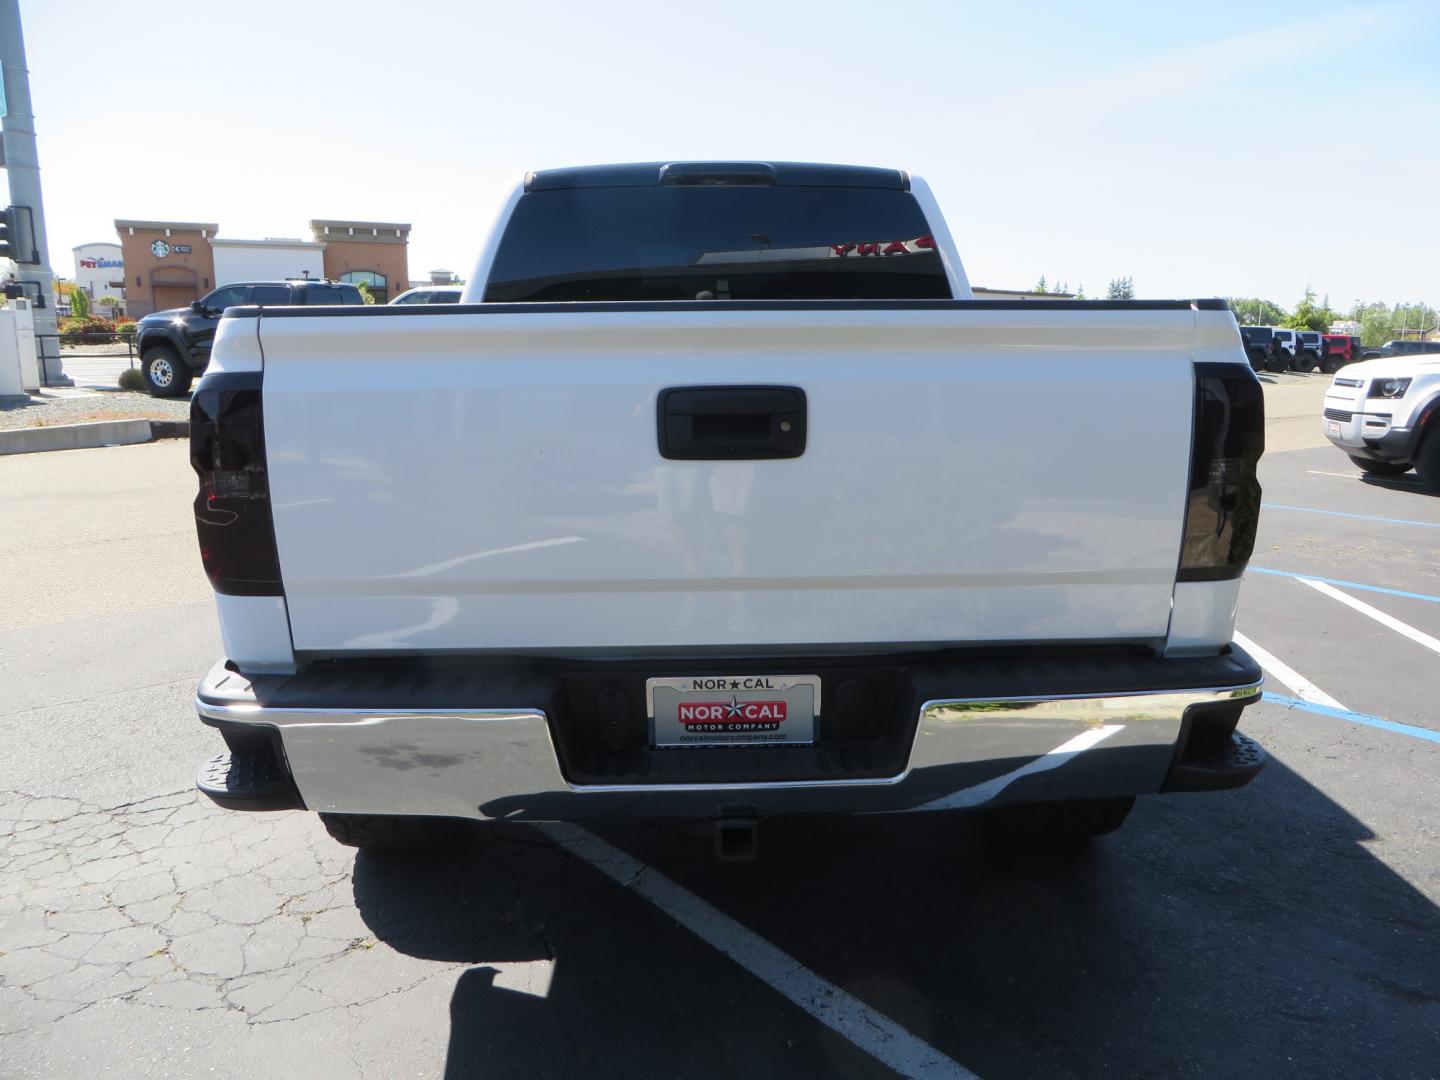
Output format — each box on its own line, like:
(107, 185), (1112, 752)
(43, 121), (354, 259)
(0, 0), (68, 385)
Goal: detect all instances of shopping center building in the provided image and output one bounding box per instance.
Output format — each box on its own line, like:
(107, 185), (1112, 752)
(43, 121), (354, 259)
(112, 218), (410, 315)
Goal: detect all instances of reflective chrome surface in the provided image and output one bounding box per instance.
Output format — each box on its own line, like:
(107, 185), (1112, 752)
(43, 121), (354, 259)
(199, 670), (1261, 820)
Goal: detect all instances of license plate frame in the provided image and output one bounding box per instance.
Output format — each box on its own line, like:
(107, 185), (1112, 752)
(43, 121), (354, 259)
(1326, 420), (1341, 437)
(646, 674), (820, 748)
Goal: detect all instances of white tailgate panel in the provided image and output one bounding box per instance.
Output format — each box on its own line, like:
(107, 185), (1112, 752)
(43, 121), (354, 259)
(260, 308), (1196, 652)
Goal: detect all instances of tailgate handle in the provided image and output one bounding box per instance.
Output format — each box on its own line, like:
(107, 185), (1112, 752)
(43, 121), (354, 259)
(658, 385), (806, 460)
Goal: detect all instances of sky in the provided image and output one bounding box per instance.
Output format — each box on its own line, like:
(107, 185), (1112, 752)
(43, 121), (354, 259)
(16, 0), (1440, 308)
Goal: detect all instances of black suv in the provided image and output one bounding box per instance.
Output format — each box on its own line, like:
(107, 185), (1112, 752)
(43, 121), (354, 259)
(1238, 325), (1273, 371)
(1366, 339), (1440, 360)
(135, 280), (362, 397)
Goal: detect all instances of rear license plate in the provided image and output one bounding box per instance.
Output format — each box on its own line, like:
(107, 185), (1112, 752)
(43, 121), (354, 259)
(647, 675), (820, 748)
(1327, 420), (1341, 437)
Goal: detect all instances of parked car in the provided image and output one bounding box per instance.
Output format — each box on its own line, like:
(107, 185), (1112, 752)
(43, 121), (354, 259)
(187, 160), (1266, 856)
(1295, 330), (1324, 372)
(1368, 339), (1440, 359)
(1269, 327), (1298, 363)
(135, 280), (362, 397)
(1322, 354), (1440, 489)
(390, 285), (464, 305)
(1322, 334), (1362, 373)
(1239, 325), (1273, 371)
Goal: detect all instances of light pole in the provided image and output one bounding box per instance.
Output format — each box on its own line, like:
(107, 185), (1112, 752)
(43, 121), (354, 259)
(0, 0), (69, 385)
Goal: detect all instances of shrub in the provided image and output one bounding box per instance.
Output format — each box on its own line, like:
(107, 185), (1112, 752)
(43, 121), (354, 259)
(69, 288), (91, 319)
(117, 367), (145, 391)
(59, 316), (118, 346)
(115, 320), (138, 336)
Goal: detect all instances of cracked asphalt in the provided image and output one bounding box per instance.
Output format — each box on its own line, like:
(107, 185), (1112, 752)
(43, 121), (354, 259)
(3, 383), (1439, 1079)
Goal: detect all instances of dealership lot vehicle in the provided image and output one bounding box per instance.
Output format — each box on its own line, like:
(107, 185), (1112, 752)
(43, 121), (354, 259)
(1322, 332), (1362, 372)
(1295, 329), (1324, 371)
(134, 279), (362, 398)
(188, 162), (1266, 853)
(1240, 324), (1273, 370)
(388, 284), (463, 304)
(1322, 354), (1440, 487)
(1270, 326), (1298, 362)
(1370, 338), (1440, 359)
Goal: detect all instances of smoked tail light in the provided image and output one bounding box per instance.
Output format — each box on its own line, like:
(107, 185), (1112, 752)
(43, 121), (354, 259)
(190, 373), (282, 596)
(1178, 363), (1264, 582)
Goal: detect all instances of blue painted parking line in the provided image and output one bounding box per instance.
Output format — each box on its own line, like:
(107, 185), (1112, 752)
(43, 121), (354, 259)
(1261, 503), (1440, 530)
(1261, 691), (1440, 746)
(1248, 566), (1440, 605)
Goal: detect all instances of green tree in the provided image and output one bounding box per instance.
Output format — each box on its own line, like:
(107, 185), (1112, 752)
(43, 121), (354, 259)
(1355, 302), (1390, 346)
(355, 282), (377, 305)
(1228, 297), (1287, 326)
(1033, 276), (1048, 294)
(1075, 284), (1087, 300)
(1352, 300), (1440, 346)
(1282, 289), (1336, 332)
(69, 287), (90, 318)
(1106, 276), (1134, 300)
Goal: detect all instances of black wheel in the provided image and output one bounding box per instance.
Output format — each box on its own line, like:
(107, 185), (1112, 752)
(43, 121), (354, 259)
(319, 813), (469, 851)
(1348, 455), (1411, 478)
(979, 796), (1134, 847)
(1247, 349), (1267, 372)
(1415, 429), (1440, 493)
(1321, 355), (1341, 375)
(141, 346), (193, 398)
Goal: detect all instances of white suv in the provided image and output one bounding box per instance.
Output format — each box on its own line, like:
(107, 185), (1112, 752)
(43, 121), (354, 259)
(1270, 328), (1298, 361)
(389, 285), (463, 305)
(1323, 355), (1440, 488)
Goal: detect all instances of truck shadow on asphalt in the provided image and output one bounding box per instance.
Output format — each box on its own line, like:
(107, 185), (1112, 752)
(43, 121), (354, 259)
(350, 757), (1440, 1080)
(1358, 474), (1437, 498)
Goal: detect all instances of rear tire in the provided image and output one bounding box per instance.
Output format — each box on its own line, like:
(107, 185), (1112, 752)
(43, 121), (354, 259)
(979, 796), (1134, 847)
(1247, 349), (1267, 372)
(1348, 455), (1411, 478)
(319, 813), (468, 851)
(141, 346), (193, 398)
(1415, 428), (1440, 493)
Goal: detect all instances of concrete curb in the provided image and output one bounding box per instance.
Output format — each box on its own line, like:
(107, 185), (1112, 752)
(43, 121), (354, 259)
(0, 418), (189, 456)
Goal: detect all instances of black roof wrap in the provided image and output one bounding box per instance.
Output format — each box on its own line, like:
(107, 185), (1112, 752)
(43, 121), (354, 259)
(525, 161), (908, 191)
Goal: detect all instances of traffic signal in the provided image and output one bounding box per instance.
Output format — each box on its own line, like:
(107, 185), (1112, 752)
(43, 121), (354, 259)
(0, 206), (37, 263)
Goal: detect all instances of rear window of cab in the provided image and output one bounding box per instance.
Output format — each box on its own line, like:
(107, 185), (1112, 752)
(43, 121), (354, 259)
(485, 186), (951, 302)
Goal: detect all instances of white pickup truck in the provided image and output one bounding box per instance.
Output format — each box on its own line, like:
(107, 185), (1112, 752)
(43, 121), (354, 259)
(190, 161), (1266, 857)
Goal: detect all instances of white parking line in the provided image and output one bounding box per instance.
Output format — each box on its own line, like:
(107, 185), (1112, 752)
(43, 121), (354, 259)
(1299, 578), (1440, 657)
(1233, 630), (1347, 710)
(1306, 470), (1360, 479)
(538, 822), (979, 1080)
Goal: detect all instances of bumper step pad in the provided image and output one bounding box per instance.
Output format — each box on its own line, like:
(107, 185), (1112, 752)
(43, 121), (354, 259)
(1165, 731), (1267, 792)
(196, 749), (303, 811)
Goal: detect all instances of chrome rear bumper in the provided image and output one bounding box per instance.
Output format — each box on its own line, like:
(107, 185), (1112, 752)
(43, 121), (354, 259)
(195, 651), (1264, 820)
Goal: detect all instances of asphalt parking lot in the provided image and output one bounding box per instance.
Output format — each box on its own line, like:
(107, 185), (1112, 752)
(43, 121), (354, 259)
(2, 374), (1438, 1079)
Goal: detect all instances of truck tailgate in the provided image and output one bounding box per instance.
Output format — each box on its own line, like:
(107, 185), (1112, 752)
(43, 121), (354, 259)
(257, 304), (1199, 653)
